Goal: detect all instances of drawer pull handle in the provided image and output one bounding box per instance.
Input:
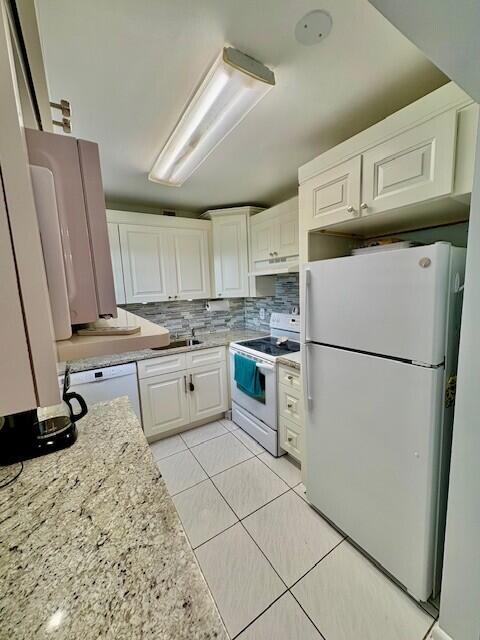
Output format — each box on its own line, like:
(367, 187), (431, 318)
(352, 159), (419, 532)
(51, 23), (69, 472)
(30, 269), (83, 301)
(287, 436), (293, 442)
(287, 403), (293, 409)
(287, 375), (293, 381)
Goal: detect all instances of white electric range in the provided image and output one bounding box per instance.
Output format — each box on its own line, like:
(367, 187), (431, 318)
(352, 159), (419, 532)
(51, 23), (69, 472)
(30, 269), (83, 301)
(229, 313), (300, 456)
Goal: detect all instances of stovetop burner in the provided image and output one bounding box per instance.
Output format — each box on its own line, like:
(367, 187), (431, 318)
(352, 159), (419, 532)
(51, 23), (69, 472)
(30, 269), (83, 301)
(239, 337), (301, 357)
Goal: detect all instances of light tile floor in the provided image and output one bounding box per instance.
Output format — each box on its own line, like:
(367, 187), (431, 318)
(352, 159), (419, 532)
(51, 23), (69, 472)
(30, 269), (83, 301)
(153, 419), (437, 640)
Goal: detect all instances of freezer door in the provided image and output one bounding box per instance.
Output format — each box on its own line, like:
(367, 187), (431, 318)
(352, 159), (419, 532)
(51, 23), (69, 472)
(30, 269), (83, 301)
(305, 344), (444, 601)
(305, 243), (452, 365)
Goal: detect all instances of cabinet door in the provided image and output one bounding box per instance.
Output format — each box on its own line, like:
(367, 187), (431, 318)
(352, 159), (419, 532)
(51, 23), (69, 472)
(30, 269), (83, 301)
(119, 224), (172, 303)
(276, 207), (299, 258)
(140, 370), (189, 438)
(300, 156), (361, 230)
(212, 215), (249, 298)
(107, 223), (125, 305)
(188, 362), (228, 423)
(171, 228), (210, 299)
(250, 216), (276, 262)
(361, 110), (457, 216)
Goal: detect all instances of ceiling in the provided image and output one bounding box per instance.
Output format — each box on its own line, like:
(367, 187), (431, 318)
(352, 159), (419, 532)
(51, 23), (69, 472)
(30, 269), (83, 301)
(36, 0), (447, 214)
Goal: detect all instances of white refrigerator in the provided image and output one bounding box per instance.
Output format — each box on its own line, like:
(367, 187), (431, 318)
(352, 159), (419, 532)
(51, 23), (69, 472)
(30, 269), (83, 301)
(302, 242), (465, 602)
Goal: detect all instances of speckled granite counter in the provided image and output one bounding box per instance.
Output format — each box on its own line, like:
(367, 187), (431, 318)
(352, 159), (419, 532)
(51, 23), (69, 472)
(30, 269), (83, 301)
(0, 398), (227, 640)
(65, 329), (267, 373)
(277, 352), (301, 371)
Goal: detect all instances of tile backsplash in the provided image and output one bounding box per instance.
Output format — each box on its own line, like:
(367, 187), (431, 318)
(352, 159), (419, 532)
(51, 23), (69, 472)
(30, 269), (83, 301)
(122, 274), (299, 335)
(244, 274), (299, 330)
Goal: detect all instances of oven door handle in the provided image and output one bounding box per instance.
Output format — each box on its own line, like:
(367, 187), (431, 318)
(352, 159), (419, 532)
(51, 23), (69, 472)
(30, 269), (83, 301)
(256, 363), (275, 373)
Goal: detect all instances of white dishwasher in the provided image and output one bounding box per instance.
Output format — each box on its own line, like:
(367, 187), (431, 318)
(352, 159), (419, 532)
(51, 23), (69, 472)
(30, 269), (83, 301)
(59, 363), (142, 424)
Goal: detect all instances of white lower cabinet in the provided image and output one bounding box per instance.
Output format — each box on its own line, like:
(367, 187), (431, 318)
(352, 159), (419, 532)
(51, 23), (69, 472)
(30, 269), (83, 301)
(139, 347), (228, 440)
(188, 362), (228, 423)
(278, 364), (304, 464)
(140, 371), (190, 438)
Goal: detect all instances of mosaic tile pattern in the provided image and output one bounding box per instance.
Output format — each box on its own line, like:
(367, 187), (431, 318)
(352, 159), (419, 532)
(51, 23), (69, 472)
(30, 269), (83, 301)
(121, 274), (299, 333)
(122, 298), (245, 335)
(244, 274), (300, 330)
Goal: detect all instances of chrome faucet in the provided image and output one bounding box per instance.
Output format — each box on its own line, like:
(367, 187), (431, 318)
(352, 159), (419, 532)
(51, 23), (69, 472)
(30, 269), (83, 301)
(191, 328), (196, 338)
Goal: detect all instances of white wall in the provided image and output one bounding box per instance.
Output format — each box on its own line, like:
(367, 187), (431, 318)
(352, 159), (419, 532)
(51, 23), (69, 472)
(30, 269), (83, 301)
(368, 0), (480, 103)
(368, 2), (480, 639)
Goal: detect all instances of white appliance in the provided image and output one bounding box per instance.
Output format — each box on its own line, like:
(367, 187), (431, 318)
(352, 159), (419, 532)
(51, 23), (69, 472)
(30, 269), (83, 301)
(303, 242), (465, 602)
(230, 313), (300, 455)
(59, 364), (142, 423)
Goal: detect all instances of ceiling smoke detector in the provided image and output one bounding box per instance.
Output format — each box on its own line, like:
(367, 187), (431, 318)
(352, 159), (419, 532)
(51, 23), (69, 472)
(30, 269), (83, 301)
(295, 10), (332, 46)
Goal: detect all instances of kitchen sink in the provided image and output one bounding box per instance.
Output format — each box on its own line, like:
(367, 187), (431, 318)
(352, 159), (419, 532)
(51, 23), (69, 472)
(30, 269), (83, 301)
(152, 338), (202, 350)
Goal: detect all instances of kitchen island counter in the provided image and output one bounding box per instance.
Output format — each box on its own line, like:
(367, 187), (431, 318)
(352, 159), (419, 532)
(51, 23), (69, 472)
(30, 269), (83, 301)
(0, 398), (227, 640)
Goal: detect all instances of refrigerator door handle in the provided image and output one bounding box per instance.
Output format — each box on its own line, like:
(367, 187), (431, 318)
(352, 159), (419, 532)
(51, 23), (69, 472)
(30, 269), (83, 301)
(304, 342), (313, 410)
(302, 266), (311, 342)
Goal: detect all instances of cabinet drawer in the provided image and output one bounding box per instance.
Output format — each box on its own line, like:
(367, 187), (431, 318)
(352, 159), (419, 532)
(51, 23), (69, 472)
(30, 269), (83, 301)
(278, 365), (301, 389)
(279, 384), (303, 425)
(186, 346), (226, 369)
(280, 416), (302, 462)
(137, 353), (187, 379)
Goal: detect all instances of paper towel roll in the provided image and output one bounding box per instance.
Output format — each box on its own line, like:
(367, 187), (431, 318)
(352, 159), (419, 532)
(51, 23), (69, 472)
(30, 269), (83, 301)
(205, 299), (230, 312)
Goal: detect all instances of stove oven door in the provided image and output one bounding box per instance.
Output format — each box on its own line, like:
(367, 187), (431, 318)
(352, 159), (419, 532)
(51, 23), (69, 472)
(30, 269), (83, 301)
(229, 348), (277, 429)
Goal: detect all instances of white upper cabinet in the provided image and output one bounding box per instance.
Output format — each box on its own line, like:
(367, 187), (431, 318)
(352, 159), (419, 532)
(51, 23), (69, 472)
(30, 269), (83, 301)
(301, 156), (362, 228)
(211, 213), (249, 298)
(107, 222), (126, 305)
(119, 224), (171, 303)
(251, 216), (276, 262)
(361, 110), (457, 217)
(171, 228), (210, 299)
(299, 83), (478, 235)
(109, 211), (212, 304)
(250, 196), (299, 273)
(277, 204), (300, 258)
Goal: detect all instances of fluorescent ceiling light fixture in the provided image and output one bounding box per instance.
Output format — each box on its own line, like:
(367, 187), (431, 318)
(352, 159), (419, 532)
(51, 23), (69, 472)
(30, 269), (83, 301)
(149, 47), (275, 186)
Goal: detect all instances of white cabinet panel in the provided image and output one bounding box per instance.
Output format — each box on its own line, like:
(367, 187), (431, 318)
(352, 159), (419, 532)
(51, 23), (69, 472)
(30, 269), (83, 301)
(107, 222), (126, 305)
(251, 216), (276, 262)
(362, 110), (457, 216)
(212, 215), (249, 298)
(119, 224), (171, 303)
(279, 416), (302, 462)
(302, 156), (362, 230)
(186, 346), (226, 369)
(137, 353), (187, 379)
(277, 208), (299, 258)
(140, 370), (189, 438)
(171, 228), (210, 299)
(188, 362), (228, 423)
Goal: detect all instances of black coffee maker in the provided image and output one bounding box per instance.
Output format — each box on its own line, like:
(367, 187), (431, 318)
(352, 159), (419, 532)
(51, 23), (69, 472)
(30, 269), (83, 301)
(0, 366), (88, 465)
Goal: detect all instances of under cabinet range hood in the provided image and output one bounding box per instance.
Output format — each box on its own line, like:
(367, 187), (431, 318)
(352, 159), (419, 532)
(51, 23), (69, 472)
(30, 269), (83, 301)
(149, 47), (275, 186)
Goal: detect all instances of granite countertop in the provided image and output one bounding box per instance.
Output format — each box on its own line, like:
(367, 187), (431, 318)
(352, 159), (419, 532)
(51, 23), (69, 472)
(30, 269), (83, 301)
(0, 398), (227, 640)
(65, 328), (267, 373)
(277, 352), (301, 371)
